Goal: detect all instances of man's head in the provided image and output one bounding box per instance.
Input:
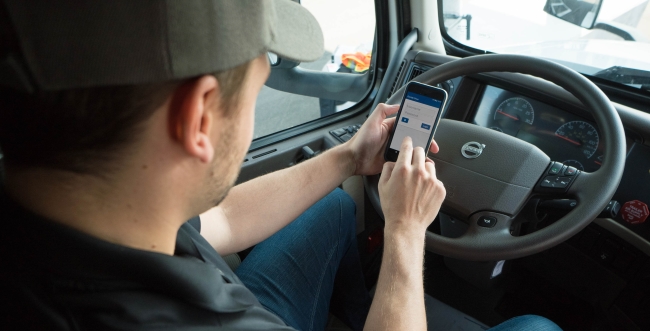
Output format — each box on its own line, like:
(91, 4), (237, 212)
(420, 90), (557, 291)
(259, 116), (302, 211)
(0, 0), (323, 217)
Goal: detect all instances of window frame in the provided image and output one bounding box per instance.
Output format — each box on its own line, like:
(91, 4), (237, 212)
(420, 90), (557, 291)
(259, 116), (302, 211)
(249, 0), (390, 152)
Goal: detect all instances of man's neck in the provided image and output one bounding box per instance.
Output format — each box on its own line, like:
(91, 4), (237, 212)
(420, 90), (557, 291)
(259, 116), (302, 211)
(5, 166), (188, 255)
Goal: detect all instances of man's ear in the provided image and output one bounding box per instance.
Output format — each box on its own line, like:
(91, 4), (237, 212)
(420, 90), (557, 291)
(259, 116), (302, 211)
(169, 75), (221, 163)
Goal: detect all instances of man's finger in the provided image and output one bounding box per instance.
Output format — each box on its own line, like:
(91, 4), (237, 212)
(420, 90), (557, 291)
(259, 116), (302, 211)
(425, 160), (437, 178)
(397, 136), (413, 166)
(372, 104), (399, 138)
(383, 117), (396, 136)
(429, 139), (440, 154)
(383, 117), (396, 127)
(412, 146), (425, 167)
(379, 161), (396, 184)
(371, 103), (399, 122)
(381, 104), (400, 118)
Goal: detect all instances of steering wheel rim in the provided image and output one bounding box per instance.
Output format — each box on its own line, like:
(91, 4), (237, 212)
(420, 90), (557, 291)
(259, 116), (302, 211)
(365, 54), (626, 261)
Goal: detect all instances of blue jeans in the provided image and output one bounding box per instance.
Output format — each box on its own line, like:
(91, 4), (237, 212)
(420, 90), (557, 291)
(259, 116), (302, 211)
(488, 315), (562, 331)
(237, 188), (370, 331)
(237, 189), (561, 331)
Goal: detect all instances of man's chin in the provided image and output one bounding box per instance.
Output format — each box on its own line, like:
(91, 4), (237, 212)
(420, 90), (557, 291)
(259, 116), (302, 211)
(211, 185), (232, 207)
(210, 170), (239, 207)
(205, 145), (243, 209)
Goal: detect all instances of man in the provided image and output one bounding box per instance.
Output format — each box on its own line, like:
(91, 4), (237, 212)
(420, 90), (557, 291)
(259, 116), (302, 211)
(0, 1), (560, 330)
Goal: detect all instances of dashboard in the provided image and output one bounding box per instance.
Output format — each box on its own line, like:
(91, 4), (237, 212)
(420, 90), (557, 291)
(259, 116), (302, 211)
(472, 86), (610, 173)
(392, 51), (649, 244)
(372, 50), (650, 330)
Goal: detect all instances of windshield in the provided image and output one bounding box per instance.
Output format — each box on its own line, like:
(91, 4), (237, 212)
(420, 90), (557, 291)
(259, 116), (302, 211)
(442, 0), (650, 92)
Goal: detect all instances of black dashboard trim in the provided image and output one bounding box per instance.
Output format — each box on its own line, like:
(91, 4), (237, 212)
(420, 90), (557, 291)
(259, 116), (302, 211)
(454, 78), (484, 122)
(408, 51), (647, 145)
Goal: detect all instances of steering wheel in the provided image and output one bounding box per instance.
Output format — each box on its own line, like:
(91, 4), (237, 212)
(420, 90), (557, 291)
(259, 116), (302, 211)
(365, 54), (626, 261)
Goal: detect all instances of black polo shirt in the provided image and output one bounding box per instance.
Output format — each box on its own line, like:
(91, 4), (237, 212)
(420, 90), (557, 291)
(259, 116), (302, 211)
(0, 194), (295, 330)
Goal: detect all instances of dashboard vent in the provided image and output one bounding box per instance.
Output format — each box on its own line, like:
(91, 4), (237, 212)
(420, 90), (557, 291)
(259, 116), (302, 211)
(406, 64), (432, 83)
(251, 149), (277, 159)
(388, 60), (406, 98)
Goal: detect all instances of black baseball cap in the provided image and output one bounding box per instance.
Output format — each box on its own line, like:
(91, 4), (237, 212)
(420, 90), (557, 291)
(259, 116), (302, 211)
(0, 0), (324, 92)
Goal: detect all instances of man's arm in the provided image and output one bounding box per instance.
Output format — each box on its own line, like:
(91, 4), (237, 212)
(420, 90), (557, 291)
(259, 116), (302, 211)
(364, 137), (445, 331)
(200, 104), (413, 256)
(200, 144), (355, 256)
(202, 103), (445, 329)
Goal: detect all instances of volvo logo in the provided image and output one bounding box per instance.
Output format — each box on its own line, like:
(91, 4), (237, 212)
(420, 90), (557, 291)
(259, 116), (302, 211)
(461, 142), (485, 159)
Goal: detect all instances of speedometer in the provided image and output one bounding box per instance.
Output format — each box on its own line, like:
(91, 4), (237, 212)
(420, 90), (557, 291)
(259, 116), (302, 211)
(555, 121), (599, 159)
(493, 97), (534, 125)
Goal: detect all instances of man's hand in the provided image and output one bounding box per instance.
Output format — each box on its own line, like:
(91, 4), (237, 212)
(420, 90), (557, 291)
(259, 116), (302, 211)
(345, 103), (439, 176)
(378, 136), (446, 234)
(364, 136), (445, 331)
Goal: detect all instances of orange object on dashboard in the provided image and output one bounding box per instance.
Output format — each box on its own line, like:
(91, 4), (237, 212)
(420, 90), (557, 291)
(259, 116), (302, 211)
(342, 52), (372, 72)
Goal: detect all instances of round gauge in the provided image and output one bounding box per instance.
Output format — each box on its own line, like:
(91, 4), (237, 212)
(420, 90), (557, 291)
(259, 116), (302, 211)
(562, 160), (585, 171)
(493, 97), (534, 125)
(595, 155), (603, 166)
(555, 121), (599, 159)
(490, 126), (504, 132)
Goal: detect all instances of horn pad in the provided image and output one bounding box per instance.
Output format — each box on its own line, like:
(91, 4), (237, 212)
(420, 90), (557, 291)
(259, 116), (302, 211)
(431, 119), (550, 218)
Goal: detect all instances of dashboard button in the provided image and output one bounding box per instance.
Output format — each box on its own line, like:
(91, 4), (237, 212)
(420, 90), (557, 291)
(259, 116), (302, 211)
(540, 176), (572, 188)
(621, 200), (649, 225)
(331, 128), (346, 137)
(556, 177), (571, 188)
(548, 162), (563, 175)
(541, 176), (558, 187)
(564, 166), (577, 176)
(477, 216), (497, 228)
(339, 133), (353, 142)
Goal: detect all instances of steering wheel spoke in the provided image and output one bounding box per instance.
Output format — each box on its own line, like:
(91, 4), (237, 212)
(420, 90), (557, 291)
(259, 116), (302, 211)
(464, 212), (515, 237)
(566, 171), (595, 200)
(425, 212), (517, 261)
(533, 161), (584, 197)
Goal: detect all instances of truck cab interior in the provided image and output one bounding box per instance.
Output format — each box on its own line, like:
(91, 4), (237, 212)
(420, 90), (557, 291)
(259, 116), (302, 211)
(2, 0), (649, 330)
(239, 0), (650, 330)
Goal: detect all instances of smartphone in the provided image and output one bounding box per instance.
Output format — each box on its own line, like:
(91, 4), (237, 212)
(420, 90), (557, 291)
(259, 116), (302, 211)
(384, 82), (447, 162)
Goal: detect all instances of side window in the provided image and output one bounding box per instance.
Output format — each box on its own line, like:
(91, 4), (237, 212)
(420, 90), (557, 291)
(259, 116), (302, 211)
(254, 0), (376, 139)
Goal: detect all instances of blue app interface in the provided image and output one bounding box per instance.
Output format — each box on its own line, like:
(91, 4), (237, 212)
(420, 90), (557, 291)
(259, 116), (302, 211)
(390, 92), (442, 152)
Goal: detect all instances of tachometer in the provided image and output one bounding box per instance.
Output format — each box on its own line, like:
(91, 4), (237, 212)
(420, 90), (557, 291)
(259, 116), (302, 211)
(493, 97), (534, 125)
(595, 155), (603, 166)
(555, 121), (599, 159)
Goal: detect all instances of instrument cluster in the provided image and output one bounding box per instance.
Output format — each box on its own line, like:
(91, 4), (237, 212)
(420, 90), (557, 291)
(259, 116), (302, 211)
(473, 86), (605, 172)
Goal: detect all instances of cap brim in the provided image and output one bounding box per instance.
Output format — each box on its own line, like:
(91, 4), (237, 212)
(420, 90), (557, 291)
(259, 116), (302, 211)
(267, 0), (324, 63)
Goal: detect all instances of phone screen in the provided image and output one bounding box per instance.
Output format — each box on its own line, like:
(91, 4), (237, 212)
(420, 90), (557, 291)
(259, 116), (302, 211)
(388, 89), (444, 158)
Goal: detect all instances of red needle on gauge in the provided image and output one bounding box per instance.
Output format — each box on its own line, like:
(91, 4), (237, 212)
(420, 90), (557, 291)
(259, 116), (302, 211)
(496, 110), (519, 121)
(555, 133), (581, 146)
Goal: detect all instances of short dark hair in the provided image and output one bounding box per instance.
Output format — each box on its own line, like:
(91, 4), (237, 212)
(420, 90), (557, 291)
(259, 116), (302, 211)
(0, 61), (252, 175)
(0, 1), (253, 175)
(0, 1), (254, 175)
